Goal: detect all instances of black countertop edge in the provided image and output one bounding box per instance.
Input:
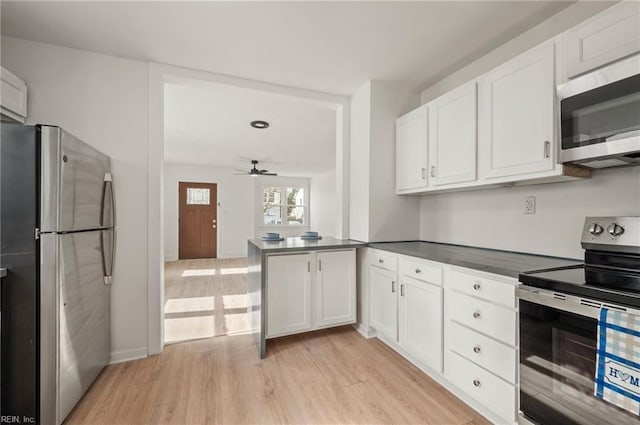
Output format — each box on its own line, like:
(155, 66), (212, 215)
(369, 240), (580, 263)
(367, 240), (582, 278)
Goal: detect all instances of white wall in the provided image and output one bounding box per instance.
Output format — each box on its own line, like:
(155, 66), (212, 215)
(417, 1), (638, 259)
(1, 36), (150, 361)
(420, 167), (640, 259)
(348, 82), (371, 242)
(420, 1), (614, 103)
(349, 81), (421, 242)
(310, 170), (337, 237)
(163, 163), (255, 260)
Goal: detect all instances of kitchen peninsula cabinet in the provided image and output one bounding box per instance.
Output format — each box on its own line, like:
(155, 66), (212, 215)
(248, 237), (364, 358)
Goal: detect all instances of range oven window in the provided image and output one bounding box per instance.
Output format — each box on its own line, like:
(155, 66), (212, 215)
(519, 299), (638, 425)
(561, 74), (640, 151)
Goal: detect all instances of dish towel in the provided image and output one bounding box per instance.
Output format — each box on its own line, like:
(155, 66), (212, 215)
(595, 307), (640, 416)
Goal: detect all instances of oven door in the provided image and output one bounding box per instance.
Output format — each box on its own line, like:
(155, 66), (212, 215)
(558, 56), (640, 167)
(518, 286), (640, 425)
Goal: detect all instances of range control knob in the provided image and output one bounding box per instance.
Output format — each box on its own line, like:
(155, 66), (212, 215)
(607, 223), (625, 237)
(588, 223), (604, 235)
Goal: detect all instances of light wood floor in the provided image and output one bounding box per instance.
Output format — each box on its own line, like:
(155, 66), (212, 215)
(164, 258), (250, 344)
(65, 258), (490, 425)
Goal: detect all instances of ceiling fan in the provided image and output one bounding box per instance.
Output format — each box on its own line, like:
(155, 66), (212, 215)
(234, 160), (278, 176)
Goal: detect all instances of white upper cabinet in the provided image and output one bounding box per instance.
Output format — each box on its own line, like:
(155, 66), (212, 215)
(428, 80), (478, 186)
(396, 105), (428, 192)
(564, 2), (640, 79)
(1, 66), (28, 123)
(480, 41), (555, 179)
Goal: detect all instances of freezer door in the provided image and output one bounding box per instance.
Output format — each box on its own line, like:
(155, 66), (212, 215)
(40, 126), (112, 232)
(57, 230), (110, 423)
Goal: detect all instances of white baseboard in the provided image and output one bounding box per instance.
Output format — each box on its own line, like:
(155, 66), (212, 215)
(109, 347), (148, 364)
(353, 322), (377, 339)
(219, 251), (248, 259)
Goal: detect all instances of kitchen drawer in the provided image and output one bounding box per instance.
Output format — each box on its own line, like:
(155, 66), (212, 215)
(447, 268), (516, 308)
(447, 351), (516, 423)
(448, 321), (516, 384)
(369, 249), (398, 273)
(447, 291), (516, 346)
(400, 257), (442, 286)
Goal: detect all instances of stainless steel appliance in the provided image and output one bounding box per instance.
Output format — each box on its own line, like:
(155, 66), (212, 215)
(518, 217), (640, 425)
(0, 124), (115, 424)
(557, 55), (640, 169)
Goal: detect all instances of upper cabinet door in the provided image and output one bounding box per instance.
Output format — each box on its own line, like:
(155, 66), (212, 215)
(480, 42), (555, 179)
(396, 105), (428, 191)
(564, 2), (640, 79)
(428, 80), (478, 186)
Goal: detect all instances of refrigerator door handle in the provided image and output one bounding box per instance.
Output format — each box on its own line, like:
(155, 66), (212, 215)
(101, 230), (115, 285)
(100, 173), (115, 228)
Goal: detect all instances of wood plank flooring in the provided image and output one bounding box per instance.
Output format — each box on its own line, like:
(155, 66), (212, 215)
(65, 258), (490, 425)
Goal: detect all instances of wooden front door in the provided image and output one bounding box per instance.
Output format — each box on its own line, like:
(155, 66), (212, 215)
(179, 182), (217, 259)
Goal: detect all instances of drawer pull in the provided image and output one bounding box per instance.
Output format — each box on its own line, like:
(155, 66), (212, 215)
(400, 283), (405, 297)
(473, 379), (481, 388)
(473, 311), (481, 319)
(379, 259), (384, 263)
(473, 282), (481, 291)
(391, 281), (396, 293)
(473, 345), (481, 354)
(415, 268), (421, 274)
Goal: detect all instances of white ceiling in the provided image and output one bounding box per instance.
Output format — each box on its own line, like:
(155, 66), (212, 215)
(164, 79), (336, 176)
(1, 1), (576, 176)
(1, 1), (574, 96)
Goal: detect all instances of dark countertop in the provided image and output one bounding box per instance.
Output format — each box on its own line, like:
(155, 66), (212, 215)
(368, 241), (581, 278)
(0, 268), (6, 278)
(249, 237), (365, 253)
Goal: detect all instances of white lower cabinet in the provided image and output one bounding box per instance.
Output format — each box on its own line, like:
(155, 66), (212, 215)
(367, 253), (520, 424)
(316, 250), (356, 328)
(399, 277), (443, 373)
(369, 265), (398, 341)
(267, 253), (313, 337)
(267, 249), (355, 338)
(444, 267), (519, 424)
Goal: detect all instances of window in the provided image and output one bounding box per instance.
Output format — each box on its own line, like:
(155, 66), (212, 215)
(186, 188), (210, 205)
(263, 186), (305, 225)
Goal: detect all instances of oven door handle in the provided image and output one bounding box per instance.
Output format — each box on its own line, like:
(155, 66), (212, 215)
(517, 286), (602, 319)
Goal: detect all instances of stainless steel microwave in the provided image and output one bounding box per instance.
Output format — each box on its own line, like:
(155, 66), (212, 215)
(557, 55), (640, 169)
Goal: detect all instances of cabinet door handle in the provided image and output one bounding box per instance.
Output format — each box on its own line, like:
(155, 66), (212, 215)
(431, 166), (436, 177)
(415, 268), (421, 274)
(421, 168), (426, 179)
(544, 141), (550, 159)
(307, 261), (310, 273)
(473, 282), (481, 291)
(400, 284), (405, 297)
(378, 258), (384, 263)
(473, 379), (481, 388)
(318, 260), (322, 271)
(473, 345), (481, 354)
(473, 311), (481, 319)
(391, 281), (396, 293)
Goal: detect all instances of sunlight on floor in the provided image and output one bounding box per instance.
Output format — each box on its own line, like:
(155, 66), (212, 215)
(164, 258), (250, 344)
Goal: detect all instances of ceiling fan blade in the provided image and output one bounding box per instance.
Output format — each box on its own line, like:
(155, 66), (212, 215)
(261, 173), (278, 176)
(259, 169), (269, 173)
(233, 172), (248, 175)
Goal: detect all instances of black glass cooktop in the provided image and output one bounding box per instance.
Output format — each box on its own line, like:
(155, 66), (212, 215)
(519, 265), (640, 308)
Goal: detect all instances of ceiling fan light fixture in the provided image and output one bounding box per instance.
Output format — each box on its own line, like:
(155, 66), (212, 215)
(250, 120), (269, 129)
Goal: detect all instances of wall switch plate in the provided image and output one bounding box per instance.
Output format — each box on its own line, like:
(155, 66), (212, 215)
(524, 196), (536, 214)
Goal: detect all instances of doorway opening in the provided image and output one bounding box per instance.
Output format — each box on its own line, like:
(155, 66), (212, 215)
(179, 181), (218, 259)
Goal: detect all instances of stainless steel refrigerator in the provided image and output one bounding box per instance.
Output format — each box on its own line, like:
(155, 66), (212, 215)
(1, 123), (115, 424)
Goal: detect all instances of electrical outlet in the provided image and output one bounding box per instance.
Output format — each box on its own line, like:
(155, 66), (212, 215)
(524, 196), (536, 214)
